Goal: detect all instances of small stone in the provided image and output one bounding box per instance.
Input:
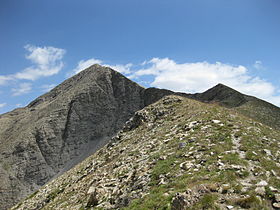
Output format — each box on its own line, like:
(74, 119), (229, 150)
(180, 161), (194, 170)
(163, 193), (169, 197)
(273, 202), (280, 208)
(263, 149), (272, 156)
(252, 151), (258, 155)
(212, 120), (221, 124)
(87, 186), (96, 194)
(219, 184), (230, 194)
(255, 187), (266, 196)
(86, 188), (98, 207)
(179, 142), (187, 148)
(188, 138), (195, 143)
(189, 121), (198, 128)
(256, 180), (268, 186)
(275, 194), (280, 202)
(159, 178), (167, 185)
(163, 139), (171, 143)
(241, 187), (248, 193)
(269, 186), (278, 192)
(159, 156), (167, 160)
(171, 193), (188, 210)
(112, 187), (120, 195)
(271, 170), (277, 176)
(226, 205), (234, 209)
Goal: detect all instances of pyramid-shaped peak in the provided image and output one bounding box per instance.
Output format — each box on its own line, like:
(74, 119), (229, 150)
(210, 83), (238, 91)
(191, 83), (247, 108)
(27, 64), (140, 108)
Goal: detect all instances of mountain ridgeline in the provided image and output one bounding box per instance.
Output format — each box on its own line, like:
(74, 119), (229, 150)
(0, 64), (279, 209)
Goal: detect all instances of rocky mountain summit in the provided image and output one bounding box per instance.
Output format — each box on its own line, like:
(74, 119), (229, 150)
(0, 65), (175, 209)
(0, 64), (280, 209)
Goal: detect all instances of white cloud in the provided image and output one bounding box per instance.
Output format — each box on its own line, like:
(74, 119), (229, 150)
(254, 60), (264, 70)
(0, 75), (13, 85)
(41, 84), (56, 92)
(14, 45), (66, 80)
(105, 63), (132, 74)
(12, 83), (32, 96)
(131, 58), (280, 106)
(0, 103), (7, 108)
(0, 45), (66, 87)
(69, 57), (280, 106)
(69, 58), (132, 76)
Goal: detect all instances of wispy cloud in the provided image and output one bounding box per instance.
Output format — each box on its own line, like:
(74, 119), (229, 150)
(0, 103), (7, 108)
(128, 58), (280, 106)
(106, 63), (132, 74)
(14, 45), (65, 80)
(253, 60), (265, 70)
(68, 58), (132, 76)
(12, 83), (32, 96)
(15, 103), (22, 108)
(41, 84), (56, 92)
(0, 45), (65, 87)
(0, 75), (13, 85)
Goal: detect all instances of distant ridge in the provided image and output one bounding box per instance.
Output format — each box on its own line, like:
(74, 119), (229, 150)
(189, 83), (280, 129)
(190, 83), (248, 107)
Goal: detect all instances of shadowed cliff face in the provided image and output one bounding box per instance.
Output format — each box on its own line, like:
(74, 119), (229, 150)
(0, 65), (175, 209)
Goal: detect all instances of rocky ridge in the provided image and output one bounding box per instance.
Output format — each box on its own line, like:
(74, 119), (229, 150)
(190, 83), (280, 129)
(12, 95), (280, 209)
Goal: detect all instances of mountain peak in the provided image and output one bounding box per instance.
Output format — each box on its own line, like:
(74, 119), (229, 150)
(191, 83), (247, 108)
(214, 83), (231, 89)
(208, 83), (240, 94)
(27, 64), (127, 108)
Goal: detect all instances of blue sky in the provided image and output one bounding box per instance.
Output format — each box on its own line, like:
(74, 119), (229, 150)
(1, 0), (280, 113)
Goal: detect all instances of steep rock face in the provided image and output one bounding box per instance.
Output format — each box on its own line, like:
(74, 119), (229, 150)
(0, 65), (174, 209)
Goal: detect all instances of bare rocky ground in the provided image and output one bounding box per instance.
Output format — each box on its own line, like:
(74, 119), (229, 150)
(12, 96), (280, 209)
